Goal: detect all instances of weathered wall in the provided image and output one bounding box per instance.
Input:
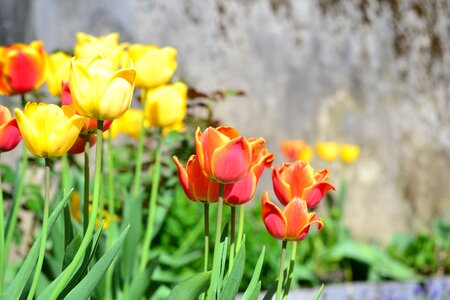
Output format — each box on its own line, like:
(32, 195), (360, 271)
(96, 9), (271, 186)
(2, 0), (450, 243)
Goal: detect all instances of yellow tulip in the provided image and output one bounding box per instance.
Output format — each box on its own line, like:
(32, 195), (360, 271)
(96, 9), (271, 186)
(316, 142), (339, 162)
(46, 51), (72, 96)
(128, 44), (177, 89)
(107, 108), (145, 140)
(340, 144), (361, 164)
(14, 102), (85, 157)
(144, 82), (187, 128)
(74, 32), (127, 69)
(69, 54), (136, 120)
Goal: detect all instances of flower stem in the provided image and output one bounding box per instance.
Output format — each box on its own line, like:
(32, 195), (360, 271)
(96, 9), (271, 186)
(0, 154), (4, 293)
(276, 240), (288, 300)
(236, 205), (245, 252)
(207, 184), (225, 300)
(139, 130), (162, 271)
(61, 154), (73, 249)
(204, 203), (210, 272)
(83, 135), (90, 234)
(49, 121), (104, 300)
(282, 241), (297, 300)
(228, 206), (236, 272)
(27, 158), (51, 300)
(21, 93), (26, 108)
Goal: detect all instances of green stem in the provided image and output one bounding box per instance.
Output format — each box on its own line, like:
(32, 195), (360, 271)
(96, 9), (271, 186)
(0, 154), (4, 293)
(105, 131), (117, 299)
(83, 135), (90, 234)
(61, 154), (74, 249)
(139, 131), (162, 271)
(228, 206), (236, 273)
(49, 121), (104, 300)
(282, 241), (297, 300)
(27, 158), (51, 300)
(206, 184), (225, 300)
(236, 205), (245, 252)
(276, 240), (288, 300)
(21, 93), (27, 108)
(4, 144), (28, 264)
(204, 203), (210, 272)
(132, 117), (146, 198)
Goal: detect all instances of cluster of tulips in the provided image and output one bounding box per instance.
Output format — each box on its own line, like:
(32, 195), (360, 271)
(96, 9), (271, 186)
(0, 33), (335, 300)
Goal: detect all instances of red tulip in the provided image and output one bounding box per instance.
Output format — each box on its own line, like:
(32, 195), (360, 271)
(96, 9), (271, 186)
(272, 160), (335, 208)
(195, 126), (253, 184)
(0, 105), (21, 152)
(173, 155), (219, 203)
(67, 135), (96, 155)
(0, 41), (48, 95)
(261, 192), (323, 241)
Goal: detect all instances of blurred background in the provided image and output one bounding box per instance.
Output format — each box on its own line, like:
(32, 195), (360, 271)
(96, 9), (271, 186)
(1, 0), (450, 245)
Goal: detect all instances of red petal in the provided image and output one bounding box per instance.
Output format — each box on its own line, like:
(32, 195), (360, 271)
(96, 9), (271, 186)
(173, 155), (194, 200)
(283, 198), (308, 240)
(261, 192), (287, 240)
(0, 119), (21, 152)
(223, 172), (256, 205)
(272, 166), (292, 206)
(186, 155), (219, 203)
(303, 181), (336, 208)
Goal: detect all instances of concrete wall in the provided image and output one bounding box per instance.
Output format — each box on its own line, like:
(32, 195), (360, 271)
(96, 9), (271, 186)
(2, 0), (450, 243)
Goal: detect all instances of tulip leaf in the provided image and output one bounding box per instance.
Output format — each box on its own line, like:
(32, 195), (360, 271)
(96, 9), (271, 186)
(167, 271), (212, 300)
(2, 189), (73, 300)
(242, 246), (265, 300)
(220, 241), (246, 300)
(312, 283), (325, 300)
(128, 256), (159, 299)
(62, 234), (82, 270)
(64, 225), (130, 300)
(207, 234), (228, 300)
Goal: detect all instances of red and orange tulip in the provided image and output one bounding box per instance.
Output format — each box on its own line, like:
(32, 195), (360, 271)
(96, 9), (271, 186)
(280, 140), (313, 162)
(173, 155), (220, 203)
(272, 160), (335, 208)
(195, 126), (254, 184)
(261, 193), (323, 241)
(0, 41), (48, 95)
(0, 105), (21, 152)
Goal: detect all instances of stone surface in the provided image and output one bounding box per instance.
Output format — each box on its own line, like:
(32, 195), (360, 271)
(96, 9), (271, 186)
(2, 0), (450, 243)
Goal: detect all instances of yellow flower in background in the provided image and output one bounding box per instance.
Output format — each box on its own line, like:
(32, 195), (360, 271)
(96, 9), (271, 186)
(128, 44), (177, 89)
(340, 144), (361, 164)
(70, 191), (118, 229)
(14, 102), (85, 157)
(107, 108), (145, 140)
(144, 81), (187, 129)
(46, 51), (72, 96)
(74, 32), (127, 69)
(69, 54), (136, 120)
(316, 141), (339, 162)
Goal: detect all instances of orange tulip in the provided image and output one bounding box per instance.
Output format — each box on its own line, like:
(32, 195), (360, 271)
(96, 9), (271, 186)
(280, 140), (313, 162)
(0, 105), (21, 152)
(195, 126), (254, 184)
(223, 144), (273, 205)
(272, 160), (335, 208)
(261, 192), (323, 241)
(173, 155), (220, 203)
(0, 41), (48, 95)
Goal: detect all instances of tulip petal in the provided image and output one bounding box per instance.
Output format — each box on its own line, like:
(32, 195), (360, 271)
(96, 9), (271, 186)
(303, 181), (336, 208)
(283, 198), (308, 240)
(14, 107), (41, 156)
(296, 213), (324, 241)
(187, 155), (220, 203)
(314, 169), (330, 182)
(223, 172), (256, 206)
(211, 136), (251, 183)
(173, 156), (195, 200)
(288, 161), (315, 198)
(217, 126), (241, 139)
(0, 119), (21, 152)
(272, 166), (292, 206)
(261, 192), (287, 240)
(196, 127), (229, 178)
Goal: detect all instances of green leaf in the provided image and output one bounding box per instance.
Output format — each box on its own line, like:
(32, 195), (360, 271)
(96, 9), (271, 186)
(312, 284), (325, 300)
(62, 235), (82, 270)
(64, 225), (130, 300)
(2, 189), (73, 300)
(128, 257), (159, 299)
(168, 271), (212, 300)
(220, 242), (246, 300)
(242, 246), (265, 300)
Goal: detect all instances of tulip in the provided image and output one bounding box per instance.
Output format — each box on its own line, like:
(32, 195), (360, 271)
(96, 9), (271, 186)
(280, 140), (313, 162)
(173, 155), (220, 203)
(144, 82), (187, 128)
(261, 192), (323, 241)
(107, 108), (145, 140)
(67, 135), (96, 155)
(195, 126), (253, 184)
(74, 32), (127, 69)
(69, 54), (136, 120)
(0, 41), (48, 95)
(14, 102), (85, 157)
(272, 160), (335, 208)
(316, 141), (339, 162)
(46, 51), (72, 96)
(0, 105), (21, 152)
(128, 44), (177, 89)
(340, 144), (361, 164)
(223, 144), (273, 205)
